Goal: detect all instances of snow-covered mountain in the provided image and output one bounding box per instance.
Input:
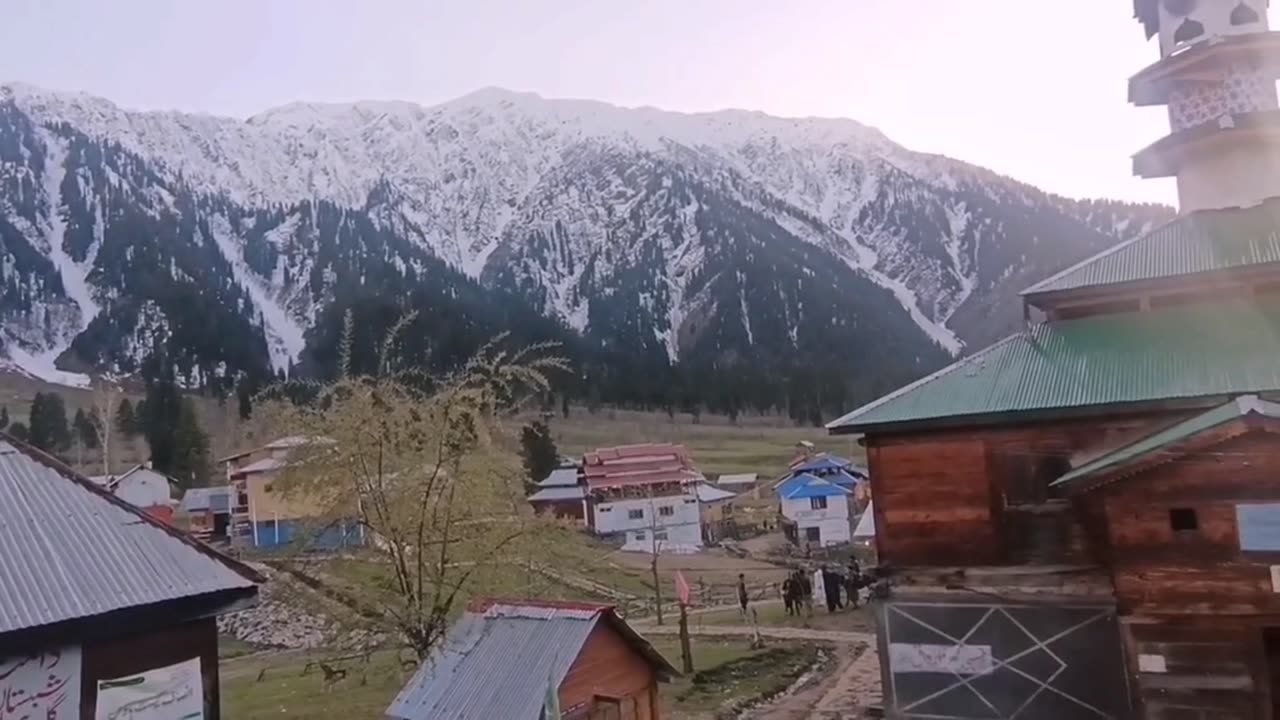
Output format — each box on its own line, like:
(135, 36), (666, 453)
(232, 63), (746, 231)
(0, 83), (1171, 411)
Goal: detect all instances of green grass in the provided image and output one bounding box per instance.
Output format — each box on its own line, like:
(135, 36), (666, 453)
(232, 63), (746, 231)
(220, 636), (810, 719)
(221, 649), (408, 719)
(218, 634), (262, 660)
(694, 601), (877, 634)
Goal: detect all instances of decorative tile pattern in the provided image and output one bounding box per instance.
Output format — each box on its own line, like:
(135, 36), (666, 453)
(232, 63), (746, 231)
(1168, 61), (1279, 131)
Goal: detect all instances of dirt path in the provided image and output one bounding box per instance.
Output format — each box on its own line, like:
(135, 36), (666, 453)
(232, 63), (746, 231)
(744, 643), (882, 719)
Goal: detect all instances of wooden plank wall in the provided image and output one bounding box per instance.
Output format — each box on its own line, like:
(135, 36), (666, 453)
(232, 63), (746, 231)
(559, 622), (659, 719)
(1103, 432), (1280, 616)
(867, 413), (1184, 569)
(1125, 618), (1270, 719)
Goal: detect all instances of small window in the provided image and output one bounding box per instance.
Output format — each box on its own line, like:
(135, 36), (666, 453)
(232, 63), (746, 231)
(659, 505), (674, 517)
(805, 526), (821, 542)
(1170, 508), (1198, 533)
(654, 531), (668, 541)
(634, 531), (646, 542)
(810, 496), (828, 510)
(627, 509), (644, 520)
(597, 506), (612, 512)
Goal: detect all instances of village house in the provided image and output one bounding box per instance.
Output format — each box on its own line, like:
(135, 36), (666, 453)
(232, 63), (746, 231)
(527, 466), (587, 523)
(180, 485), (233, 542)
(387, 599), (677, 720)
(581, 444), (705, 553)
(219, 435), (357, 550)
(0, 435), (260, 719)
(695, 481), (738, 543)
(88, 462), (178, 522)
(774, 452), (868, 547)
(827, 2), (1280, 717)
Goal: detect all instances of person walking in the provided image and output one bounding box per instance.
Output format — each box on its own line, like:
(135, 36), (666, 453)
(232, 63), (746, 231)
(737, 573), (750, 618)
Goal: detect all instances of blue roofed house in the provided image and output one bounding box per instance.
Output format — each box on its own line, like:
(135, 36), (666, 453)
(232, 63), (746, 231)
(776, 474), (854, 547)
(387, 599), (677, 720)
(0, 435), (260, 718)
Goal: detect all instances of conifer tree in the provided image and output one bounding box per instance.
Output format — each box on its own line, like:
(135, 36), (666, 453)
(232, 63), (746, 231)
(115, 398), (138, 437)
(0, 405), (8, 430)
(27, 392), (71, 453)
(73, 408), (99, 449)
(519, 421), (559, 484)
(170, 400), (210, 488)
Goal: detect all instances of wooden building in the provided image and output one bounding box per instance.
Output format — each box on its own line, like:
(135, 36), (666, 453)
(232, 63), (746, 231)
(827, 3), (1280, 717)
(387, 599), (677, 720)
(0, 435), (260, 719)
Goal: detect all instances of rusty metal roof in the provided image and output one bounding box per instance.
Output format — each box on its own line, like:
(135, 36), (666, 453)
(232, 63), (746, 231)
(1053, 395), (1280, 491)
(1022, 199), (1280, 298)
(0, 438), (259, 636)
(387, 600), (676, 720)
(827, 297), (1280, 433)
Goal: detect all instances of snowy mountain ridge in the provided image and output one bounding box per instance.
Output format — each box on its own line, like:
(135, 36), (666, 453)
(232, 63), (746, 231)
(0, 83), (1171, 404)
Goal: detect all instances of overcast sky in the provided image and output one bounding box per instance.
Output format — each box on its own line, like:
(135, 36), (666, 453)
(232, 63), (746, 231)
(4, 0), (1246, 205)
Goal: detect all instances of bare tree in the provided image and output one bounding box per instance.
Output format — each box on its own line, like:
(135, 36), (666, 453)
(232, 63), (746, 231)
(263, 313), (570, 659)
(90, 379), (121, 477)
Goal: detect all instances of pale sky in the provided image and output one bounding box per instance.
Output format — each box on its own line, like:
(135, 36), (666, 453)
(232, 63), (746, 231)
(3, 0), (1242, 206)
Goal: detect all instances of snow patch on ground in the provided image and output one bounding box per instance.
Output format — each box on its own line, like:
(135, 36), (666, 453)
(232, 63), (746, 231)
(208, 216), (306, 371)
(2, 344), (91, 388)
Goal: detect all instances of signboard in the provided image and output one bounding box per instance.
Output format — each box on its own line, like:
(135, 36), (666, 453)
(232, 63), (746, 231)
(1138, 654), (1167, 673)
(1236, 504), (1280, 551)
(0, 646), (82, 719)
(95, 657), (203, 720)
(889, 643), (994, 675)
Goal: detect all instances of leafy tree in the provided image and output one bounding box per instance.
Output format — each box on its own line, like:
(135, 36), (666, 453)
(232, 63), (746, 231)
(8, 422), (28, 442)
(170, 400), (210, 488)
(73, 408), (99, 449)
(519, 421), (559, 484)
(263, 314), (569, 659)
(27, 392), (71, 453)
(115, 398), (138, 438)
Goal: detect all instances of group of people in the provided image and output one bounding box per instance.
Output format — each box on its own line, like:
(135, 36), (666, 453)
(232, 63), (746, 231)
(780, 557), (871, 615)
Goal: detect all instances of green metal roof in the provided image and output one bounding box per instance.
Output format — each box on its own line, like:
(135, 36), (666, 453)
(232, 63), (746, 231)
(826, 297), (1280, 433)
(1052, 395), (1280, 491)
(1022, 198), (1280, 298)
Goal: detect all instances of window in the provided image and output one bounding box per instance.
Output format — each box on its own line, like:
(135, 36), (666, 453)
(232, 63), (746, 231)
(654, 531), (669, 541)
(628, 508), (644, 520)
(1170, 507), (1199, 533)
(805, 526), (821, 543)
(633, 531), (646, 542)
(810, 496), (828, 510)
(659, 505), (674, 517)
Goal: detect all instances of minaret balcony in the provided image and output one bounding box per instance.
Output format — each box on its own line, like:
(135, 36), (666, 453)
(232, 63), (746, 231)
(1129, 31), (1280, 106)
(1133, 108), (1280, 178)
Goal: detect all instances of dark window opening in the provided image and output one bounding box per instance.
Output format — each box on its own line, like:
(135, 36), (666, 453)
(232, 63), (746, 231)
(1170, 507), (1199, 533)
(805, 526), (821, 542)
(810, 496), (828, 510)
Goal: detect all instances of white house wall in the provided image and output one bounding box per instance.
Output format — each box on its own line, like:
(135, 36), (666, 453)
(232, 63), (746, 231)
(780, 496), (853, 546)
(592, 493), (703, 552)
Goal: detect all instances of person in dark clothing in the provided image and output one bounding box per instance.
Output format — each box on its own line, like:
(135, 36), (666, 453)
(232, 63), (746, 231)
(821, 569), (841, 613)
(737, 573), (750, 617)
(781, 577), (796, 616)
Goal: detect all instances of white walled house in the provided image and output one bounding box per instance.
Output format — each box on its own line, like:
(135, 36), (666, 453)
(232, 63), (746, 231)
(777, 474), (854, 547)
(89, 465), (177, 510)
(591, 491), (703, 553)
(582, 444), (706, 554)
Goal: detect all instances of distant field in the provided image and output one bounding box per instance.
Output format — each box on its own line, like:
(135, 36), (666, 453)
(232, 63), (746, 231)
(2, 369), (863, 481)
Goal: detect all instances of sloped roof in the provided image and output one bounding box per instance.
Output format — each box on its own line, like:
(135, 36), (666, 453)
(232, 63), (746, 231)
(181, 486), (231, 513)
(716, 473), (757, 486)
(1022, 199), (1280, 299)
(90, 465), (180, 489)
(1053, 395), (1280, 492)
(0, 437), (260, 636)
(528, 485), (586, 503)
(778, 474), (851, 500)
(538, 467), (581, 488)
(827, 297), (1280, 433)
(387, 600), (676, 720)
(695, 483), (737, 503)
(790, 454), (851, 472)
(583, 443), (703, 489)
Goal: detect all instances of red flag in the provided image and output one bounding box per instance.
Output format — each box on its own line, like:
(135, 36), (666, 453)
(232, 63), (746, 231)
(674, 570), (691, 606)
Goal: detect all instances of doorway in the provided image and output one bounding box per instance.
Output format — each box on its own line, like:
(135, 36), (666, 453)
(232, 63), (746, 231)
(1266, 628), (1280, 718)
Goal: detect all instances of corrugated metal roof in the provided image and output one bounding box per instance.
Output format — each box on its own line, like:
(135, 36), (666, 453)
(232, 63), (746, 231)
(385, 604), (600, 720)
(1053, 395), (1280, 491)
(0, 440), (258, 635)
(716, 473), (757, 486)
(1023, 199), (1280, 297)
(527, 486), (586, 502)
(538, 467), (581, 488)
(235, 456), (287, 474)
(827, 297), (1280, 432)
(180, 486), (231, 513)
(790, 455), (851, 472)
(778, 474), (851, 500)
(695, 483), (737, 503)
